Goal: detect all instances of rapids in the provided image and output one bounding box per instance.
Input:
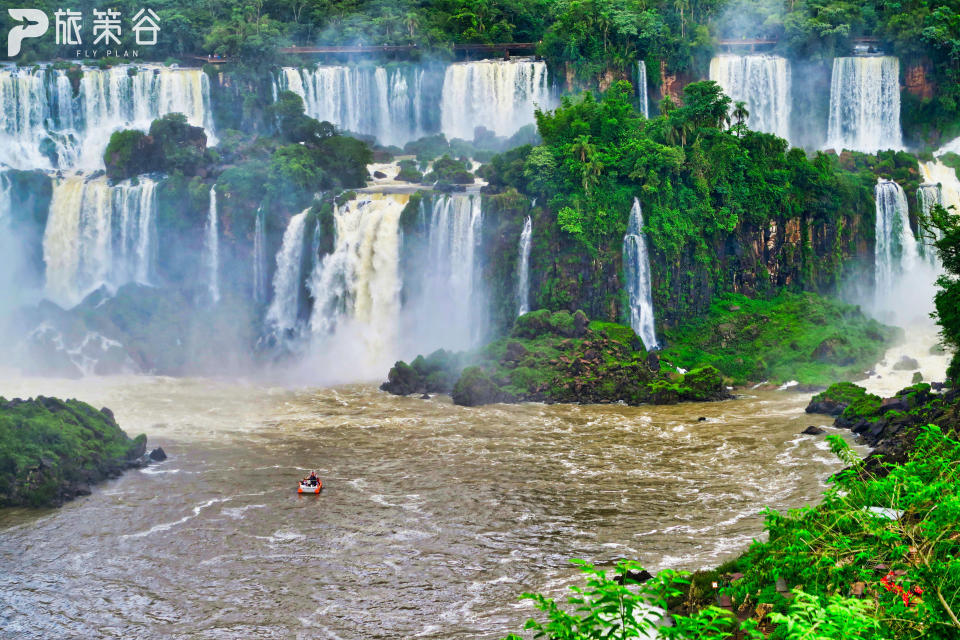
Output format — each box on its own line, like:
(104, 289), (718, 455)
(0, 375), (865, 638)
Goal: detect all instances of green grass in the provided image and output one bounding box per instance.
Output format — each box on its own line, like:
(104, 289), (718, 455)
(661, 292), (899, 386)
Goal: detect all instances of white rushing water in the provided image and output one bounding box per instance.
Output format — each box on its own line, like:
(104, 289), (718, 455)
(623, 198), (658, 350)
(252, 208), (268, 304)
(308, 194), (405, 378)
(709, 54), (791, 141)
(409, 193), (486, 352)
(516, 216), (533, 316)
(0, 64), (215, 170)
(0, 171), (9, 222)
(42, 175), (158, 308)
(265, 210), (309, 336)
(440, 59), (552, 140)
(637, 60), (649, 118)
(203, 186), (220, 304)
(276, 65), (426, 148)
(872, 178), (931, 326)
(917, 182), (943, 266)
(826, 56), (902, 153)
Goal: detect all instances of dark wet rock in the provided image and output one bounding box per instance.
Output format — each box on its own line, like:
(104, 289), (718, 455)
(892, 355), (920, 371)
(573, 310), (589, 337)
(806, 382), (868, 416)
(802, 426), (826, 435)
(380, 360), (421, 396)
(881, 397), (909, 413)
(615, 569), (654, 584)
(503, 341), (528, 363)
(420, 393), (431, 400)
(149, 447), (167, 462)
(646, 351), (661, 372)
(373, 170), (387, 179)
(697, 417), (707, 422)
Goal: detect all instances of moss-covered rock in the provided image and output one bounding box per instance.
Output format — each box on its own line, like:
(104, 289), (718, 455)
(0, 397), (148, 507)
(382, 311), (729, 407)
(662, 292), (899, 386)
(806, 382), (871, 416)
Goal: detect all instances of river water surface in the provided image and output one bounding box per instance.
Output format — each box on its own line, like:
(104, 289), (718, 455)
(0, 376), (866, 638)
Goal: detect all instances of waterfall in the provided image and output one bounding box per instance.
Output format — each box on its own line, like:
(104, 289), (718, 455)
(0, 172), (9, 222)
(874, 179), (919, 297)
(276, 65), (426, 147)
(709, 54), (791, 141)
(623, 198), (658, 350)
(252, 208), (268, 303)
(0, 65), (215, 170)
(637, 61), (649, 118)
(440, 59), (552, 140)
(921, 159), (960, 216)
(204, 186), (220, 304)
(266, 210), (309, 335)
(408, 193), (486, 352)
(308, 194), (406, 376)
(826, 57), (902, 153)
(516, 216), (533, 316)
(42, 175), (158, 307)
(917, 183), (942, 266)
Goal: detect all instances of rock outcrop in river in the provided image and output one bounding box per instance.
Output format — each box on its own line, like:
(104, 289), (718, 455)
(382, 309), (730, 406)
(0, 396), (151, 507)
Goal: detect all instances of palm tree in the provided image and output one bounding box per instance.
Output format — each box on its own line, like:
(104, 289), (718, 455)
(731, 100), (749, 137)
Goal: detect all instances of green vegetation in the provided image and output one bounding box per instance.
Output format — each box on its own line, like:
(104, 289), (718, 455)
(504, 405), (960, 639)
(105, 113), (211, 180)
(660, 292), (897, 386)
(423, 154), (475, 188)
(382, 309), (728, 406)
(0, 396), (145, 508)
(924, 202), (960, 383)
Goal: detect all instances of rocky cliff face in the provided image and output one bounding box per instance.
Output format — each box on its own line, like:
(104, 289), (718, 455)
(482, 197), (873, 337)
(904, 63), (935, 101)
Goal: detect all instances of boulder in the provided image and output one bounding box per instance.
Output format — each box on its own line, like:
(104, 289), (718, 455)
(892, 355), (920, 371)
(646, 351), (661, 372)
(881, 396), (908, 413)
(149, 447), (167, 462)
(802, 426), (825, 435)
(380, 360), (421, 395)
(911, 372), (923, 384)
(503, 341), (528, 363)
(573, 310), (589, 337)
(452, 367), (510, 406)
(373, 170), (388, 179)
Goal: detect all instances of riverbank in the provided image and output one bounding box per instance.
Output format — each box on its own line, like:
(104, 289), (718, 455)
(506, 378), (960, 638)
(0, 396), (154, 507)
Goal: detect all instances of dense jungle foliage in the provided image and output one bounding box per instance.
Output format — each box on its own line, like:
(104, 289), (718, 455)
(481, 79), (873, 266)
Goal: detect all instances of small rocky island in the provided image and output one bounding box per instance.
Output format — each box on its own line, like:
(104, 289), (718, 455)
(382, 309), (729, 406)
(0, 396), (160, 507)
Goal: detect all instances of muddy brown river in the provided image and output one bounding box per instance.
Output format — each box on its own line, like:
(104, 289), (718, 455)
(0, 376), (867, 638)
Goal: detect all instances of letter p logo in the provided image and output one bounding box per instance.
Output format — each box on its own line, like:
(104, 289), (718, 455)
(8, 9), (49, 58)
